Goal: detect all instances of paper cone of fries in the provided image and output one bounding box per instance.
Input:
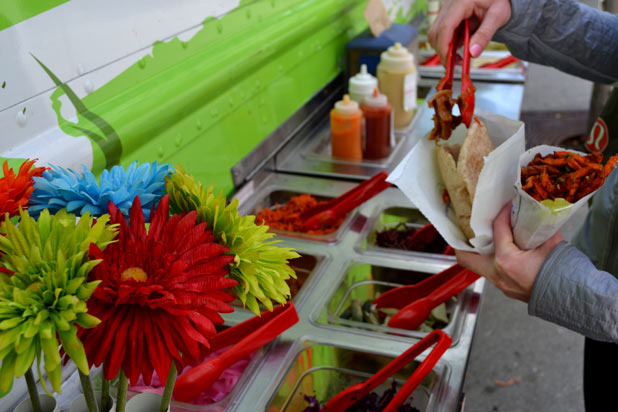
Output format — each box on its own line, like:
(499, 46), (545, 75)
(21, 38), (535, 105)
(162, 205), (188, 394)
(512, 145), (600, 249)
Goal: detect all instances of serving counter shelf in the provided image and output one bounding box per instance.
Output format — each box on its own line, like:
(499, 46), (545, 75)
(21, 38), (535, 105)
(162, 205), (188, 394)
(218, 172), (484, 412)
(274, 80), (524, 181)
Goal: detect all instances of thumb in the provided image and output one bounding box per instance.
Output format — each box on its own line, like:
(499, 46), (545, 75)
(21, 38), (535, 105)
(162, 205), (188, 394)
(469, 5), (511, 57)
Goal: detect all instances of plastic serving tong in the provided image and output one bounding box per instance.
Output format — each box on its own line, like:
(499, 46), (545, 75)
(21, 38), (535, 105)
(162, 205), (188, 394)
(458, 19), (475, 128)
(321, 330), (452, 412)
(429, 19), (476, 139)
(479, 55), (519, 69)
(387, 268), (480, 330)
(374, 263), (466, 310)
(405, 223), (441, 252)
(173, 302), (299, 402)
(300, 171), (391, 231)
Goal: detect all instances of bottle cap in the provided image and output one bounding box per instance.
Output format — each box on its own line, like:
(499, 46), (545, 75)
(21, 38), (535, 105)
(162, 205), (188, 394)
(363, 88), (389, 108)
(334, 94), (360, 113)
(348, 64), (378, 103)
(379, 42), (415, 71)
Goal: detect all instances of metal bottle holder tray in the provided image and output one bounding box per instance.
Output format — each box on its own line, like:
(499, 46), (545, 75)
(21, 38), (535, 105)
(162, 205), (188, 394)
(270, 76), (524, 182)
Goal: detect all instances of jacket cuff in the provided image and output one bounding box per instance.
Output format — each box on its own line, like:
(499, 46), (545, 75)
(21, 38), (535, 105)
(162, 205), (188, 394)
(528, 241), (570, 317)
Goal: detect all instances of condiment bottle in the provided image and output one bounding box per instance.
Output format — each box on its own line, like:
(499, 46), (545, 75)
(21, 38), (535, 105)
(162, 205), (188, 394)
(330, 94), (363, 160)
(377, 42), (417, 129)
(362, 88), (393, 159)
(348, 64), (378, 104)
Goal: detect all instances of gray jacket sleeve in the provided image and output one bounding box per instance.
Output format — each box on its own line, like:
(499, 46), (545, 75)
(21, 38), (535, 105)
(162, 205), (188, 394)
(494, 0), (618, 83)
(529, 241), (618, 343)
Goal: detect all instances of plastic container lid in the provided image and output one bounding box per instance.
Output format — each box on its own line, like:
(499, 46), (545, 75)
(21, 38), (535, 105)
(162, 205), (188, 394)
(363, 88), (389, 108)
(345, 24), (418, 52)
(379, 42), (415, 72)
(334, 94), (360, 113)
(349, 64), (378, 96)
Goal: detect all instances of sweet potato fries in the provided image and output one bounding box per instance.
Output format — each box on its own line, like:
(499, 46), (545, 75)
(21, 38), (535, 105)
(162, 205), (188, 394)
(521, 151), (618, 202)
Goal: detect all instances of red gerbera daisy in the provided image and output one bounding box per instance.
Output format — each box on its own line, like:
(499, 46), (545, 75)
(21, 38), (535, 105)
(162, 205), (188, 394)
(80, 194), (237, 386)
(0, 159), (46, 220)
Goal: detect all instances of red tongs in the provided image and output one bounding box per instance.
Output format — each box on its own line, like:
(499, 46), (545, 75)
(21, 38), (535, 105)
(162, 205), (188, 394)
(173, 303), (299, 402)
(374, 264), (466, 310)
(300, 171), (391, 231)
(420, 53), (441, 66)
(429, 19), (476, 140)
(479, 54), (519, 69)
(321, 330), (452, 412)
(374, 264), (480, 330)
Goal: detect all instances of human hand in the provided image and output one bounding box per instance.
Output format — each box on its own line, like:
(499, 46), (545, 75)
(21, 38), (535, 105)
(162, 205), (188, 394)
(428, 0), (512, 63)
(455, 202), (563, 302)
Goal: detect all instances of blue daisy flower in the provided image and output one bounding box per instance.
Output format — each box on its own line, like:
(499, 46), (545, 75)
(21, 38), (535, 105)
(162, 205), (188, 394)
(29, 161), (173, 221)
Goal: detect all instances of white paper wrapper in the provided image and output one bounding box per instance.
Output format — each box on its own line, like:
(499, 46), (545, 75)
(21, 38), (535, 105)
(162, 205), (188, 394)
(511, 145), (597, 250)
(388, 110), (525, 254)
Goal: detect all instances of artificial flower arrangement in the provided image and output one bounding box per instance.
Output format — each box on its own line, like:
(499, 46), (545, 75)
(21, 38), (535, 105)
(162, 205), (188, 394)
(0, 159), (299, 412)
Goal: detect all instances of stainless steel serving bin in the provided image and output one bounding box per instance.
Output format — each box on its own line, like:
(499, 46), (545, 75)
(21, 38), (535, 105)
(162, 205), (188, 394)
(265, 340), (450, 412)
(222, 172), (484, 411)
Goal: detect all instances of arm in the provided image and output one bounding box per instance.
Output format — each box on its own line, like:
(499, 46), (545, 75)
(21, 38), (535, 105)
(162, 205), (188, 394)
(429, 0), (618, 84)
(530, 242), (618, 342)
(495, 0), (618, 84)
(457, 203), (618, 343)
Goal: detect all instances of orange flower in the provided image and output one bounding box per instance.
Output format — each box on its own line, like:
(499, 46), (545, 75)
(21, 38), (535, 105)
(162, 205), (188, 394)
(0, 159), (46, 221)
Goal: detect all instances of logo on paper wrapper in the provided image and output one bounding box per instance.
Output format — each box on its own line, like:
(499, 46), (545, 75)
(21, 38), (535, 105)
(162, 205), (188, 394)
(586, 117), (609, 153)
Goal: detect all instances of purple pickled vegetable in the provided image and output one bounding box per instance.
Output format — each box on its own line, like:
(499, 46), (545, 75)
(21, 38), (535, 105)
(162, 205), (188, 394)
(375, 223), (448, 254)
(302, 381), (421, 412)
(303, 395), (321, 412)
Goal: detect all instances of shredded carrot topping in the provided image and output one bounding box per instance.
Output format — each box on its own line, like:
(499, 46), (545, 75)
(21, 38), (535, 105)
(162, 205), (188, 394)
(255, 193), (344, 235)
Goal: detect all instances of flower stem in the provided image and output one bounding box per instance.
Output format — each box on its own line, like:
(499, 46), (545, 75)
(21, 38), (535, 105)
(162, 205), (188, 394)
(24, 369), (42, 412)
(160, 363), (177, 412)
(101, 379), (110, 412)
(116, 371), (128, 412)
(78, 370), (100, 412)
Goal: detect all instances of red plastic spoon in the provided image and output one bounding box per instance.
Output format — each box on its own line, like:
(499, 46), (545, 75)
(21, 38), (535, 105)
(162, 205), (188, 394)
(387, 269), (480, 330)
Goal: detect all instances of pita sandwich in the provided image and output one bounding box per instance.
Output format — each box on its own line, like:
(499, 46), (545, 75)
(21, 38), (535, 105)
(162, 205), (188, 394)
(436, 118), (494, 240)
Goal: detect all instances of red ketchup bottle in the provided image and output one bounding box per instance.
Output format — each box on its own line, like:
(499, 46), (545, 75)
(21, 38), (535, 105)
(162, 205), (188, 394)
(361, 88), (393, 159)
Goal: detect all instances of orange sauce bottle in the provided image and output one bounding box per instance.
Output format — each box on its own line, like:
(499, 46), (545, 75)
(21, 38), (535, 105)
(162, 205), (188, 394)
(330, 94), (363, 160)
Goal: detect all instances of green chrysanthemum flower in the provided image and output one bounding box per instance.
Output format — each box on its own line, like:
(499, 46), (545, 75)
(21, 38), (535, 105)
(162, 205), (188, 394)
(165, 166), (300, 315)
(0, 208), (117, 395)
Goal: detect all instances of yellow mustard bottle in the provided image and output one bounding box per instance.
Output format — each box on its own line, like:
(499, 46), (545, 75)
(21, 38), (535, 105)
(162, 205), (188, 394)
(330, 94), (363, 160)
(377, 42), (417, 129)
